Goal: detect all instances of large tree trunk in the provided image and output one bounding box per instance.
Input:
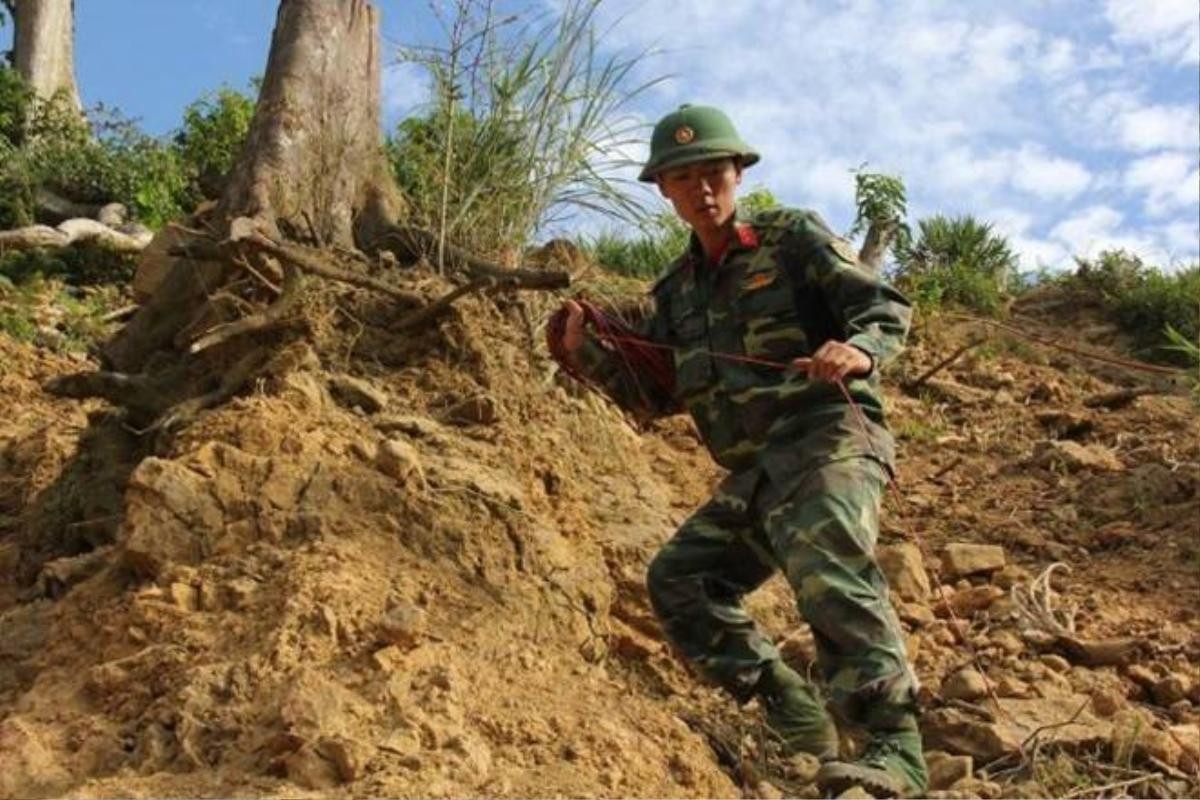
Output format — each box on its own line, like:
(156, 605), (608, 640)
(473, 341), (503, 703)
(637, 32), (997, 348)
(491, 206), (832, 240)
(11, 0), (82, 112)
(217, 0), (402, 250)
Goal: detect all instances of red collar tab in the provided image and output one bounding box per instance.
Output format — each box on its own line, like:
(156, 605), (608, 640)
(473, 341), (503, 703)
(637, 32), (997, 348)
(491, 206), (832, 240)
(734, 223), (759, 249)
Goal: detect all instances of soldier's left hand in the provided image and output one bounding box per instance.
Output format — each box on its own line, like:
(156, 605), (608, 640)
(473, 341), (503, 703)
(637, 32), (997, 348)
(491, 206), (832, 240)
(802, 340), (872, 383)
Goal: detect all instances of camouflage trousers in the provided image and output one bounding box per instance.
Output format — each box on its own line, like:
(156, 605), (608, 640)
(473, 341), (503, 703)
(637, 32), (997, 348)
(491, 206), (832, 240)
(646, 457), (916, 726)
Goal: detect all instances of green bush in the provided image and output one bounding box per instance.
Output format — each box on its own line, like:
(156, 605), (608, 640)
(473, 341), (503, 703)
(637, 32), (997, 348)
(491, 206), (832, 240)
(1064, 251), (1199, 366)
(173, 85), (255, 202)
(581, 212), (689, 279)
(892, 214), (1018, 315)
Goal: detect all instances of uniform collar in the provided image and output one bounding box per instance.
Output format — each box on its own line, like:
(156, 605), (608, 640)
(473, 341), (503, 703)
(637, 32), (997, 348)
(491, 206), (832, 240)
(686, 211), (760, 267)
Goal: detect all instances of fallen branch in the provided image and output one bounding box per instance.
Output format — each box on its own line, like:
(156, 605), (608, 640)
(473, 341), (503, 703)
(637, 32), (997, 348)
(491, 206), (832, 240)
(904, 338), (984, 392)
(1013, 563), (1139, 666)
(375, 225), (570, 290)
(0, 218), (152, 253)
(239, 227), (425, 306)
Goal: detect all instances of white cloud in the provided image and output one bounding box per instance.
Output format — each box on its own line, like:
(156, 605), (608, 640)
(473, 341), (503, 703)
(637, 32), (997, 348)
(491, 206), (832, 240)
(1011, 146), (1092, 200)
(1125, 152), (1200, 216)
(1116, 104), (1200, 152)
(1105, 0), (1200, 65)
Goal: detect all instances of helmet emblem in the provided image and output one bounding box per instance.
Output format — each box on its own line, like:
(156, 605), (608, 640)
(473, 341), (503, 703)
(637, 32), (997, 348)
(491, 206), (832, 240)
(673, 125), (695, 144)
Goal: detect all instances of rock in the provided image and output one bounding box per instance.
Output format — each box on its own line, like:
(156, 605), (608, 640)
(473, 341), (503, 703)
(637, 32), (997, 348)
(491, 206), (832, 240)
(781, 751), (822, 783)
(1111, 709), (1183, 767)
(277, 372), (330, 412)
(879, 543), (931, 602)
(378, 603), (427, 649)
(1039, 654), (1070, 674)
(317, 736), (370, 783)
(1091, 688), (1126, 717)
(447, 394), (500, 425)
(941, 668), (989, 702)
(328, 374), (388, 414)
(1153, 674), (1189, 707)
(1170, 724), (1200, 773)
(996, 676), (1031, 698)
(168, 581), (198, 610)
(1034, 440), (1123, 472)
(926, 751), (973, 790)
(282, 744), (341, 789)
(373, 645), (405, 672)
(132, 224), (195, 301)
(941, 544), (1006, 579)
(991, 630), (1025, 656)
(935, 585), (1004, 617)
(224, 577), (259, 610)
(836, 786), (874, 799)
(898, 601), (936, 627)
(923, 695), (1112, 761)
(375, 439), (424, 487)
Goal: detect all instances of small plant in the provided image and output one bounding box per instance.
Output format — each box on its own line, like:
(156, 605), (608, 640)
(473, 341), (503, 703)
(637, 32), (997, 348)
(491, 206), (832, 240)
(581, 211), (689, 279)
(892, 214), (1018, 315)
(850, 169), (911, 266)
(173, 84), (256, 202)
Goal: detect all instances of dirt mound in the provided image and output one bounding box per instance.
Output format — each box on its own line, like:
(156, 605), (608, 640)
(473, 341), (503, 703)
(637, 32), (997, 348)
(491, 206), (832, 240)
(1, 280), (1198, 798)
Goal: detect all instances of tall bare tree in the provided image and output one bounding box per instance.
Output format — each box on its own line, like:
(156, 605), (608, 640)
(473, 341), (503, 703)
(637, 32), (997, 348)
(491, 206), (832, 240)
(10, 0), (81, 111)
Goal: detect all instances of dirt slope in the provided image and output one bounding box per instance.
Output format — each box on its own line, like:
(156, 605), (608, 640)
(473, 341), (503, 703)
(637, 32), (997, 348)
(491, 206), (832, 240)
(0, 280), (1197, 799)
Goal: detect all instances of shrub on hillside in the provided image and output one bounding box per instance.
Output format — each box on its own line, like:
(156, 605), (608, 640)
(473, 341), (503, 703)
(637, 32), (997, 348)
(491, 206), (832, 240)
(1067, 250), (1199, 366)
(173, 85), (256, 203)
(892, 214), (1018, 315)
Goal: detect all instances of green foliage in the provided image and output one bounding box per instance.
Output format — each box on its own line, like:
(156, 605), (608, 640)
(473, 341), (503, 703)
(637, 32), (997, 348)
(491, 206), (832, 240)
(581, 212), (689, 279)
(0, 69), (254, 230)
(737, 186), (781, 217)
(850, 169), (912, 256)
(174, 85), (255, 202)
(389, 0), (661, 262)
(893, 214), (1018, 315)
(0, 273), (124, 354)
(1067, 250), (1200, 366)
(0, 242), (136, 286)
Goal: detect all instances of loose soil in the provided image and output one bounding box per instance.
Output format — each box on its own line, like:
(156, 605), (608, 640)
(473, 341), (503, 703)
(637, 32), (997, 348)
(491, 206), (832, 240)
(0, 276), (1197, 799)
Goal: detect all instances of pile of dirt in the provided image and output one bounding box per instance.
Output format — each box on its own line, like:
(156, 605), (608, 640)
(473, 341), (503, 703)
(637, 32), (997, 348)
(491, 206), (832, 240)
(0, 278), (1197, 799)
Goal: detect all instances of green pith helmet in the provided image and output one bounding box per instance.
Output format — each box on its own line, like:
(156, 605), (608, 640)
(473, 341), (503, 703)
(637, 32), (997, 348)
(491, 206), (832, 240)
(639, 104), (760, 182)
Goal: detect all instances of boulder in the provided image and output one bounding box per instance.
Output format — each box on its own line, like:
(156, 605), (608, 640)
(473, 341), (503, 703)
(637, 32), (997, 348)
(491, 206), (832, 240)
(879, 542), (931, 602)
(923, 695), (1112, 761)
(1034, 440), (1123, 472)
(941, 544), (1005, 579)
(926, 751), (974, 790)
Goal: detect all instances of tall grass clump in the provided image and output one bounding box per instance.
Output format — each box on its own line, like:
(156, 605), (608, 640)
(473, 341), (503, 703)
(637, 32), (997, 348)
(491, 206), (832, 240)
(892, 214), (1018, 315)
(389, 0), (662, 267)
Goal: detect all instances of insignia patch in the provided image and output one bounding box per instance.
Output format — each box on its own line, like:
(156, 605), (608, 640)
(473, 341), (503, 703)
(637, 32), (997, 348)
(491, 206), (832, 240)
(743, 271), (776, 291)
(674, 125), (695, 144)
(830, 238), (858, 264)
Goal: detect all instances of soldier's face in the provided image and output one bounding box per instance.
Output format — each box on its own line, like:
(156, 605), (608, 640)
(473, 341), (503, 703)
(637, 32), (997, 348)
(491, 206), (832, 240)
(657, 158), (742, 233)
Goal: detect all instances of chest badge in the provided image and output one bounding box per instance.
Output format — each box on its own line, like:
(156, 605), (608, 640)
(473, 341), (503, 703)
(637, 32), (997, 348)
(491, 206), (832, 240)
(743, 271), (777, 291)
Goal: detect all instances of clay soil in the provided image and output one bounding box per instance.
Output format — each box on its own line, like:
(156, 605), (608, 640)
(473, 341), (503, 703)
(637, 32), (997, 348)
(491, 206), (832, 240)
(0, 275), (1197, 799)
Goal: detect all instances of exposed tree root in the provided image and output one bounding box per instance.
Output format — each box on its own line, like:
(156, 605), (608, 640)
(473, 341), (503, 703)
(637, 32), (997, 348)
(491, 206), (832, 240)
(187, 263), (303, 354)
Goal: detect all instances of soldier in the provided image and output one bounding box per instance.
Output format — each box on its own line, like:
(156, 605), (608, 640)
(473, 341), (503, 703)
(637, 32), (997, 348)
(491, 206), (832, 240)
(556, 104), (927, 798)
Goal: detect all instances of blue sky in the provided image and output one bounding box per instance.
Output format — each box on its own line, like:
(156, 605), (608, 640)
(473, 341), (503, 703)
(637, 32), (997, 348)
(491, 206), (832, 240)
(3, 1), (1197, 272)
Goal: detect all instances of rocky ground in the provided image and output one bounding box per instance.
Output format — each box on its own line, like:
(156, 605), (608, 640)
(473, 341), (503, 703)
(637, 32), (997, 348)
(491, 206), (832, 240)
(0, 269), (1197, 799)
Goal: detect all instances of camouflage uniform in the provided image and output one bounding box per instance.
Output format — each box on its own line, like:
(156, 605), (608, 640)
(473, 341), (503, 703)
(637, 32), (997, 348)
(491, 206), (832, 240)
(574, 206), (918, 726)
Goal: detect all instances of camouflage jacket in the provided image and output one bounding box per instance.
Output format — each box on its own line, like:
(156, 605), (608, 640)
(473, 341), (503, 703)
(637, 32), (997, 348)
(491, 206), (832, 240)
(575, 207), (911, 503)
